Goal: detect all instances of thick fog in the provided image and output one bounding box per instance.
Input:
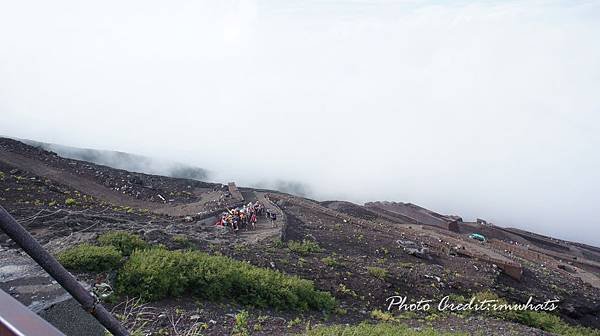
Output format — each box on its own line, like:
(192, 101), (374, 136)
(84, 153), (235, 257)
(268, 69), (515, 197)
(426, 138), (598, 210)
(19, 139), (210, 181)
(1, 1), (599, 245)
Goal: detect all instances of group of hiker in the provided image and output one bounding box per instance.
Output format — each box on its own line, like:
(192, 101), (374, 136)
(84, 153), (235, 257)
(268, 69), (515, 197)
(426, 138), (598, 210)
(216, 201), (277, 233)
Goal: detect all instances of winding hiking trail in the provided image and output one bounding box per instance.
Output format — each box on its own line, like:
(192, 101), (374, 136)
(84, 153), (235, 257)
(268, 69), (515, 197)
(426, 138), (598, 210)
(1, 148), (223, 217)
(0, 148), (286, 245)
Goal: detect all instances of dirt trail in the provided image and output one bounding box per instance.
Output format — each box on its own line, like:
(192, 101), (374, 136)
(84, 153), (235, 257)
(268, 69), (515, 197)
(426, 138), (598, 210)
(1, 149), (218, 217)
(574, 270), (600, 289)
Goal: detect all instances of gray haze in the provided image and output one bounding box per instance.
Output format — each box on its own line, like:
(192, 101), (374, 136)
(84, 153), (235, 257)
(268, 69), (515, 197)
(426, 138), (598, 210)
(1, 1), (599, 245)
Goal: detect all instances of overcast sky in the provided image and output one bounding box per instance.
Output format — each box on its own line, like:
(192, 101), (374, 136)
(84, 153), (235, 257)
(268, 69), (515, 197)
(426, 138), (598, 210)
(1, 0), (599, 245)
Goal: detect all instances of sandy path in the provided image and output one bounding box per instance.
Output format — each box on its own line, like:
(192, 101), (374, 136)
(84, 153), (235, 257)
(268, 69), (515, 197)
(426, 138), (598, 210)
(1, 149), (219, 217)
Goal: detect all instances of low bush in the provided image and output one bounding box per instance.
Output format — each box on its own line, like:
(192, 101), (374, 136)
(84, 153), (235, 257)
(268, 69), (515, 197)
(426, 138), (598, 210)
(57, 244), (122, 272)
(65, 198), (77, 206)
(116, 248), (335, 311)
(305, 322), (465, 336)
(172, 235), (195, 249)
(371, 309), (397, 322)
(367, 266), (388, 280)
(321, 256), (338, 267)
(272, 238), (285, 248)
(337, 284), (358, 297)
(98, 231), (148, 256)
(288, 239), (323, 255)
(232, 310), (250, 336)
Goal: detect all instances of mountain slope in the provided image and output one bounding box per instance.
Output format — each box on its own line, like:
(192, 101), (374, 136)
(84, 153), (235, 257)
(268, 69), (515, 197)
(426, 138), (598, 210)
(0, 137), (599, 336)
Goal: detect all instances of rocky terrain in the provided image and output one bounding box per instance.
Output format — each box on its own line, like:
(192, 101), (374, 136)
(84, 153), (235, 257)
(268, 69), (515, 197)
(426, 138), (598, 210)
(0, 137), (599, 336)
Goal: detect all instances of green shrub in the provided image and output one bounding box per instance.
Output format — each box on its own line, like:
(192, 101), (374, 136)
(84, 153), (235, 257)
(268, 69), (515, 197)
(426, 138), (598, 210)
(98, 231), (148, 256)
(371, 309), (397, 322)
(367, 266), (388, 280)
(65, 198), (77, 206)
(398, 262), (414, 269)
(321, 256), (338, 267)
(232, 310), (249, 336)
(288, 317), (302, 327)
(116, 248), (335, 312)
(288, 240), (323, 255)
(272, 238), (285, 248)
(172, 235), (193, 249)
(337, 284), (358, 297)
(57, 244), (122, 272)
(334, 307), (347, 316)
(304, 322), (465, 336)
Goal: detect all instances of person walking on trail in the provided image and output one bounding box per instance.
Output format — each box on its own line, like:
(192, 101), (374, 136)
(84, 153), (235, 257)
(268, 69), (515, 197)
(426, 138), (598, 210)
(233, 217), (239, 233)
(250, 212), (257, 230)
(270, 212), (277, 228)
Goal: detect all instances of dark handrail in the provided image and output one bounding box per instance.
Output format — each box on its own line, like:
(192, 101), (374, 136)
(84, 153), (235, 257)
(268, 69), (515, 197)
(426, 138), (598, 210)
(0, 205), (129, 336)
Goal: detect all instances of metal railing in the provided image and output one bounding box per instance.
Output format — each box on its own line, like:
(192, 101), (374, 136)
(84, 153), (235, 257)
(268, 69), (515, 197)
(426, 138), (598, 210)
(0, 206), (129, 336)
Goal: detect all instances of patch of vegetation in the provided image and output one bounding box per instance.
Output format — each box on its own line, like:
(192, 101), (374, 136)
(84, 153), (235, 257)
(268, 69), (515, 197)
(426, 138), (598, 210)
(57, 244), (122, 272)
(98, 231), (148, 256)
(398, 262), (414, 269)
(272, 238), (286, 248)
(549, 284), (568, 297)
(288, 317), (302, 327)
(232, 310), (249, 336)
(321, 256), (338, 267)
(304, 322), (465, 336)
(234, 243), (249, 253)
(367, 266), (388, 280)
(381, 247), (389, 256)
(288, 239), (323, 255)
(253, 315), (268, 332)
(172, 235), (193, 249)
(0, 171), (5, 180)
(337, 284), (358, 298)
(371, 309), (397, 322)
(65, 198), (77, 206)
(116, 248), (336, 311)
(334, 307), (347, 316)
